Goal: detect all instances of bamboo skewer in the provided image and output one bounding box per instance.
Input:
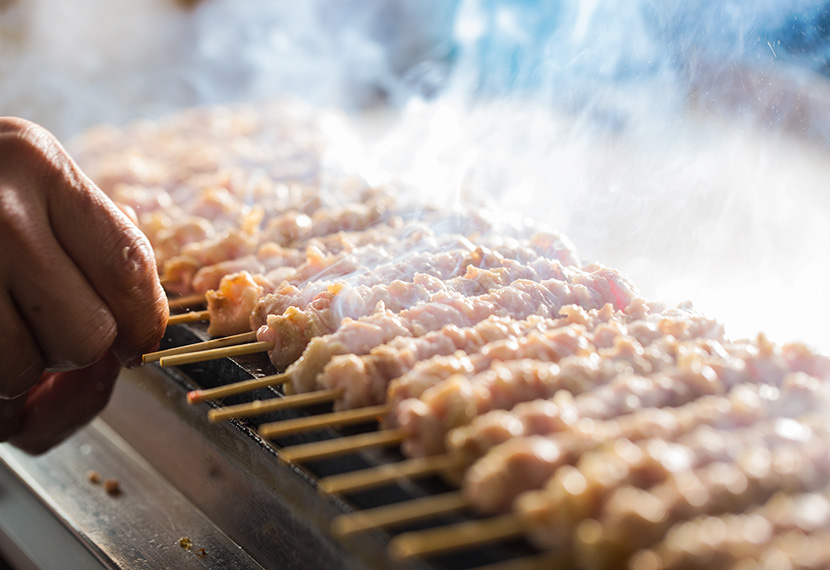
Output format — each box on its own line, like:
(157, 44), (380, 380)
(168, 293), (207, 310)
(259, 404), (392, 440)
(278, 427), (404, 462)
(388, 514), (527, 561)
(187, 370), (289, 404)
(167, 309), (211, 325)
(319, 454), (463, 495)
(207, 389), (341, 423)
(331, 492), (469, 537)
(158, 341), (273, 367)
(143, 331), (259, 364)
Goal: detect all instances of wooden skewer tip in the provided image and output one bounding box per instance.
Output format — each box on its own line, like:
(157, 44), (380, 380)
(207, 408), (226, 424)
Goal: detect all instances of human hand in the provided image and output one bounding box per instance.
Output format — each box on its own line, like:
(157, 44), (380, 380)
(0, 117), (168, 453)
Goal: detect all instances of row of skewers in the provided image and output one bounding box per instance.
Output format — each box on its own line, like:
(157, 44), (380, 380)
(77, 102), (830, 570)
(145, 224), (830, 570)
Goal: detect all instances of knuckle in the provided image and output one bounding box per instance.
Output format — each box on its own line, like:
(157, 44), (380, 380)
(0, 118), (82, 206)
(107, 229), (168, 340)
(112, 229), (159, 293)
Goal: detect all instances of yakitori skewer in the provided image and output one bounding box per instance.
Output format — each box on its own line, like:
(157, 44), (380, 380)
(208, 348), (589, 429)
(161, 191), (399, 297)
(257, 252), (574, 371)
(248, 303), (725, 459)
(294, 354), (677, 487)
(206, 272), (636, 428)
(178, 311), (568, 406)
(201, 228), (427, 337)
(302, 369), (824, 549)
(384, 414), (830, 569)
(143, 331), (258, 364)
(184, 273), (640, 434)
(261, 266), (636, 397)
(361, 399), (830, 568)
(210, 228), (485, 337)
(161, 266), (638, 434)
(246, 228), (578, 325)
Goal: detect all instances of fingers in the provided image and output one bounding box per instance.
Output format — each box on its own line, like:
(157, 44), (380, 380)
(0, 127), (117, 371)
(8, 351), (120, 455)
(0, 203), (117, 371)
(0, 294), (44, 398)
(45, 135), (168, 365)
(60, 211), (168, 366)
(0, 118), (168, 368)
(0, 119), (159, 454)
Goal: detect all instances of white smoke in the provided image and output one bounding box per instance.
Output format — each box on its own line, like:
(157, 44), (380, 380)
(0, 0), (451, 138)
(363, 0), (830, 351)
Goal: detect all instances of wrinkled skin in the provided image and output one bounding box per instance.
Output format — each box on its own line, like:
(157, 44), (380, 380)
(0, 117), (168, 454)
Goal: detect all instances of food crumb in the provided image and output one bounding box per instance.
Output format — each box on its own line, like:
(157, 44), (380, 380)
(87, 470), (102, 484)
(103, 479), (121, 496)
(178, 537), (193, 551)
(195, 548), (206, 558)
